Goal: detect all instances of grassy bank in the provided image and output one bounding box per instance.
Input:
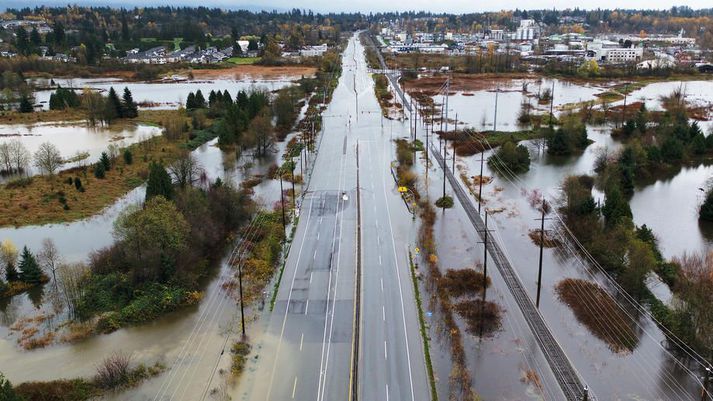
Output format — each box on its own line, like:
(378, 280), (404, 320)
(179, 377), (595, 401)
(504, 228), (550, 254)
(408, 251), (438, 401)
(0, 111), (192, 227)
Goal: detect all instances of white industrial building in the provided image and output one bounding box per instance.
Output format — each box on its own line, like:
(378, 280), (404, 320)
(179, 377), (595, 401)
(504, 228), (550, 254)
(586, 40), (643, 63)
(513, 19), (540, 41)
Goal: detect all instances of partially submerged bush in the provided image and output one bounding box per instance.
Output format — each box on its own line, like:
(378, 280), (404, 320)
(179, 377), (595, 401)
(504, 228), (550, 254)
(94, 352), (131, 389)
(555, 278), (638, 352)
(454, 299), (502, 337)
(231, 341), (252, 376)
(435, 196), (454, 209)
(441, 268), (490, 297)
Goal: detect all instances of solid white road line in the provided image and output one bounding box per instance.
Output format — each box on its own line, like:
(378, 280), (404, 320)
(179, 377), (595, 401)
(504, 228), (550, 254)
(266, 196), (315, 401)
(317, 142), (348, 401)
(382, 147), (417, 401)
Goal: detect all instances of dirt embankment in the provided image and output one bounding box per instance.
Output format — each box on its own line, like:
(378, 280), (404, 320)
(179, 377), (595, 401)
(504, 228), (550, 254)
(188, 65), (317, 80)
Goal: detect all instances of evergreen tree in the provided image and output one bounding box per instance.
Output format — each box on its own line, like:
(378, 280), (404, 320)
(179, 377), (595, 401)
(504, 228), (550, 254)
(222, 90), (232, 105)
(107, 87), (123, 118)
(49, 86), (80, 110)
(602, 184), (632, 227)
(30, 27), (42, 46)
(122, 87), (138, 118)
(123, 149), (133, 165)
(700, 188), (713, 222)
(661, 137), (684, 161)
(94, 162), (106, 179)
(5, 263), (19, 282)
(100, 151), (111, 171)
(0, 373), (21, 401)
(74, 176), (83, 191)
(18, 246), (43, 284)
(194, 90), (206, 108)
(145, 162), (174, 201)
(208, 90), (218, 108)
(236, 90), (248, 109)
(690, 121), (703, 138)
(121, 12), (130, 41)
(18, 95), (33, 113)
(15, 27), (30, 55)
(692, 133), (707, 155)
(186, 92), (196, 109)
(547, 128), (569, 155)
(54, 21), (65, 45)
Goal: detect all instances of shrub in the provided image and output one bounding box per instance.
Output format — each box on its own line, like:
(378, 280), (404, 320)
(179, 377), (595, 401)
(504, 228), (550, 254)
(435, 196), (454, 208)
(441, 268), (490, 297)
(94, 352), (131, 389)
(74, 177), (83, 191)
(123, 149), (133, 165)
(14, 379), (96, 401)
(230, 341), (252, 376)
(5, 176), (33, 189)
(93, 163), (105, 179)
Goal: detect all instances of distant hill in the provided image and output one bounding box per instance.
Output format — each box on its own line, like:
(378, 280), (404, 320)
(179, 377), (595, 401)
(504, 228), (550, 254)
(1, 1), (286, 12)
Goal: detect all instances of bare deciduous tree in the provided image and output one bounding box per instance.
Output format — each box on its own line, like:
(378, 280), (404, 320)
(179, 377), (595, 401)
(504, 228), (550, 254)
(38, 238), (61, 286)
(107, 143), (120, 163)
(82, 88), (104, 126)
(57, 262), (89, 318)
(33, 142), (63, 176)
(168, 154), (204, 188)
(9, 140), (30, 174)
(0, 140), (30, 174)
(673, 251), (713, 349)
(0, 142), (11, 173)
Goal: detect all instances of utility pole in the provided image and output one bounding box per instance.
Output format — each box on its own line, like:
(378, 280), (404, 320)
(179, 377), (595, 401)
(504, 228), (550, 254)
(237, 255), (246, 338)
(622, 84), (628, 129)
(442, 138), (447, 201)
(299, 137), (304, 178)
(478, 154), (485, 213)
(452, 113), (458, 173)
(477, 209), (495, 339)
(445, 75), (450, 134)
(549, 80), (555, 128)
(452, 136), (456, 174)
(290, 160), (296, 210)
(493, 87), (499, 133)
(440, 103), (444, 133)
(279, 174), (286, 233)
(536, 198), (550, 309)
(482, 211), (489, 282)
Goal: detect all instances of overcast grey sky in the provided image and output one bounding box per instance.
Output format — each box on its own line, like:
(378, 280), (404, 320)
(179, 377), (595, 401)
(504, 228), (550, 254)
(6, 0), (711, 12)
(236, 0), (710, 12)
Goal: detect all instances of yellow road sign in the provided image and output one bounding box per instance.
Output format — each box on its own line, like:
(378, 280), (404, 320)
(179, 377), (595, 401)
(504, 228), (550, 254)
(398, 186), (408, 193)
